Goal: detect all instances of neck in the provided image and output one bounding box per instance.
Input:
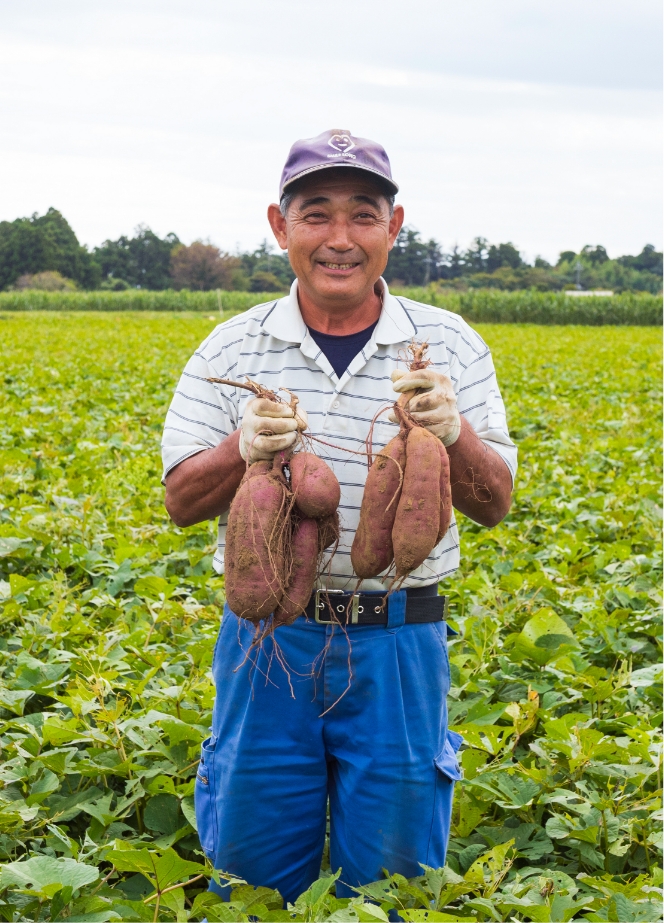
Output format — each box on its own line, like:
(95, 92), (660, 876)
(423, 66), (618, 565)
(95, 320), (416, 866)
(297, 281), (383, 335)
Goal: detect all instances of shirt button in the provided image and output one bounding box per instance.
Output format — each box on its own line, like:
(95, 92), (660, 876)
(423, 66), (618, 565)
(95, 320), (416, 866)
(333, 401), (340, 409)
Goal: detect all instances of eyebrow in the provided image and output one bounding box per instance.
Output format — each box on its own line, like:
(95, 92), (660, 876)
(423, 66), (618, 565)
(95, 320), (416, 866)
(298, 194), (384, 210)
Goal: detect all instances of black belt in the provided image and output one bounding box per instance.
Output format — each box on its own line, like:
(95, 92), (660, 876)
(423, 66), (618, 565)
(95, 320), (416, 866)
(304, 586), (448, 625)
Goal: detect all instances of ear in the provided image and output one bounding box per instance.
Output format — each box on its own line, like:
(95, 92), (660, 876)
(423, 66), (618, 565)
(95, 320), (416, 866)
(387, 205), (405, 249)
(267, 204), (288, 250)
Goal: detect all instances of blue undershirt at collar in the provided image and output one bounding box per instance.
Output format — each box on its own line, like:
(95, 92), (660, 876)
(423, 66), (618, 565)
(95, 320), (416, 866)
(307, 321), (379, 380)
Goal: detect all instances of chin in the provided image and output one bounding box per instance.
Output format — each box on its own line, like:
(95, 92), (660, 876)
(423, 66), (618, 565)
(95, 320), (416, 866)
(319, 281), (364, 300)
(313, 271), (366, 295)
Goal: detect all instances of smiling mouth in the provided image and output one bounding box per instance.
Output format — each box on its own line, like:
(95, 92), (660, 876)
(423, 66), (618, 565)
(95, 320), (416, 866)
(319, 262), (359, 271)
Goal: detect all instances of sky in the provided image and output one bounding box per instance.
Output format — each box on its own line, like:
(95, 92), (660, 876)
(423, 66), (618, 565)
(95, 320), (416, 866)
(1, 0), (661, 263)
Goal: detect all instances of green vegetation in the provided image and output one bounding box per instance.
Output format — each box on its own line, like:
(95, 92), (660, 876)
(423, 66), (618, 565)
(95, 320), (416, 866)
(0, 209), (100, 291)
(0, 288), (660, 325)
(392, 289), (662, 326)
(11, 272), (78, 293)
(0, 315), (661, 922)
(386, 232), (663, 295)
(0, 289), (282, 314)
(0, 213), (295, 295)
(1, 209), (661, 294)
(94, 227), (181, 292)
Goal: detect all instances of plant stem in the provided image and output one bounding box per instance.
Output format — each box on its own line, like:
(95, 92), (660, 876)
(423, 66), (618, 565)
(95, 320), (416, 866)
(144, 875), (206, 904)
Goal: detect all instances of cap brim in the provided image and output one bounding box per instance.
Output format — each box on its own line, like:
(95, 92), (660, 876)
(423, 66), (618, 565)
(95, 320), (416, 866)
(281, 161), (399, 197)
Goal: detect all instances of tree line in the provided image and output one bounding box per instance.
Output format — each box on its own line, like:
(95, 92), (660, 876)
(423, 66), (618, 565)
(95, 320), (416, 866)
(387, 229), (662, 294)
(0, 207), (661, 294)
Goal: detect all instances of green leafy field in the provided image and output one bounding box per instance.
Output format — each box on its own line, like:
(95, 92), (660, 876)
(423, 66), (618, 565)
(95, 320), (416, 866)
(0, 290), (278, 314)
(0, 289), (661, 325)
(0, 313), (661, 922)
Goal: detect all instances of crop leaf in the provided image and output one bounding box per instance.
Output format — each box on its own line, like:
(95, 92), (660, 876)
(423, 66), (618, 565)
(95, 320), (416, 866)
(0, 856), (98, 897)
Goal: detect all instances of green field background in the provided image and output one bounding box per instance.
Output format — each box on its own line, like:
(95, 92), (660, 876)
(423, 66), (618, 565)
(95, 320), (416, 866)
(0, 314), (661, 921)
(0, 288), (661, 325)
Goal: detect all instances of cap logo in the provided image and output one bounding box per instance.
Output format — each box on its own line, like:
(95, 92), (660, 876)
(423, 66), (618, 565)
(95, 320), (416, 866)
(328, 134), (355, 154)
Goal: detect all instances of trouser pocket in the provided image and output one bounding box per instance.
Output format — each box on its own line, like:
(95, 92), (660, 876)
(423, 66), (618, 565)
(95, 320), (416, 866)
(195, 736), (218, 860)
(427, 730), (463, 866)
(434, 730), (463, 782)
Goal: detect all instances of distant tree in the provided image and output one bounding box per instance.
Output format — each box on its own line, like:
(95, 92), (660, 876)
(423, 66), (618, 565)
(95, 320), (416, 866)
(385, 228), (443, 286)
(0, 208), (100, 290)
(94, 226), (180, 290)
(557, 251), (576, 266)
(534, 256), (552, 269)
(463, 237), (490, 274)
(249, 270), (287, 292)
(170, 242), (241, 291)
(487, 242), (523, 272)
(581, 245), (609, 266)
(240, 240), (295, 291)
(442, 245), (465, 280)
(618, 244), (663, 277)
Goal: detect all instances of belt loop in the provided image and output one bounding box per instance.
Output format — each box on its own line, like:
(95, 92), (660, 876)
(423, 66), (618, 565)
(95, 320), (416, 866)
(387, 590), (407, 631)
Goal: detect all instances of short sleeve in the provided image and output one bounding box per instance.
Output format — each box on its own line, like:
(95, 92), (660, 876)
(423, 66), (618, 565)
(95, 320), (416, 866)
(454, 335), (517, 482)
(161, 341), (240, 481)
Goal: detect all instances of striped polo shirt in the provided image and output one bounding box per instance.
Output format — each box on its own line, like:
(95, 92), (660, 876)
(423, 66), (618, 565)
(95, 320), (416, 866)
(161, 279), (517, 591)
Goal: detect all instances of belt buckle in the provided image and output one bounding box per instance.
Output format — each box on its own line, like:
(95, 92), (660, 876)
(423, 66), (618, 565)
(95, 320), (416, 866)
(314, 590), (362, 624)
(314, 589), (341, 623)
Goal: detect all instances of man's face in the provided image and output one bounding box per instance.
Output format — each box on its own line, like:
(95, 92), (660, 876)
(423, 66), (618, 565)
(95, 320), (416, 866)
(268, 170), (404, 306)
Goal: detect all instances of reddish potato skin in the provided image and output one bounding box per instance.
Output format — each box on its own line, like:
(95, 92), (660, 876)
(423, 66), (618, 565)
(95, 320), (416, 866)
(317, 511), (340, 553)
(225, 467), (287, 621)
(274, 517), (319, 625)
(243, 460), (271, 480)
(351, 434), (406, 579)
(393, 427), (442, 576)
(436, 442), (453, 544)
(289, 452), (341, 520)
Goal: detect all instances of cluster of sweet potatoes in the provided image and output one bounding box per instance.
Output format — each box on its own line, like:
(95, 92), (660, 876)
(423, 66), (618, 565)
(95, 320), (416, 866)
(215, 347), (452, 626)
(225, 450), (340, 626)
(351, 347), (452, 580)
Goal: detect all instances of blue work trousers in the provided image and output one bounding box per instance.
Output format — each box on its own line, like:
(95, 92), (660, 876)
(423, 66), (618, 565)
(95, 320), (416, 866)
(195, 596), (462, 905)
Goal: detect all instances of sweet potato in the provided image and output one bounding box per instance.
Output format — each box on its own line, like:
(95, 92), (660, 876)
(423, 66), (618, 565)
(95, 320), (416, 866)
(224, 459), (288, 622)
(274, 517), (319, 625)
(242, 459), (272, 480)
(351, 433), (406, 578)
(436, 442), (453, 544)
(392, 426), (441, 576)
(318, 511), (340, 553)
(289, 452), (340, 520)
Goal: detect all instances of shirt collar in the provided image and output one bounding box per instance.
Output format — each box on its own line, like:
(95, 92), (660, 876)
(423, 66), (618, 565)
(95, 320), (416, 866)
(261, 278), (415, 346)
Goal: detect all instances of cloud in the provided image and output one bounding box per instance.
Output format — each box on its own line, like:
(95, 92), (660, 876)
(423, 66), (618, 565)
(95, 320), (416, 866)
(0, 1), (661, 260)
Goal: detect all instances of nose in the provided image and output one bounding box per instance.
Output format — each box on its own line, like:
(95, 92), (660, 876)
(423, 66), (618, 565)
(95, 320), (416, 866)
(325, 214), (354, 253)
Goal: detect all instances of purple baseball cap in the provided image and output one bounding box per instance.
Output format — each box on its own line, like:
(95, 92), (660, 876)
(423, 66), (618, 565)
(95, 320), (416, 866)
(279, 128), (399, 198)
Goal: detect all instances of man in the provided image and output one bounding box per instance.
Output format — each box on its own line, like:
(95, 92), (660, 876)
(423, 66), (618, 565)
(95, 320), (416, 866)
(162, 129), (516, 904)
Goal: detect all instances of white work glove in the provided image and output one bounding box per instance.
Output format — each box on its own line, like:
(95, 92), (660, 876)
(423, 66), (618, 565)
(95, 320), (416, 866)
(239, 397), (308, 463)
(389, 368), (461, 447)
